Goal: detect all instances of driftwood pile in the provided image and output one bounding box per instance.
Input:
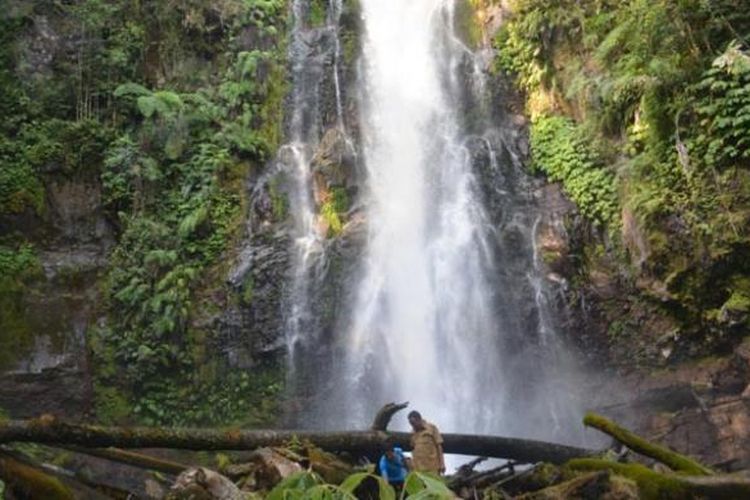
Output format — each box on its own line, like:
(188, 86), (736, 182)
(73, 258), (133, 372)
(0, 404), (748, 498)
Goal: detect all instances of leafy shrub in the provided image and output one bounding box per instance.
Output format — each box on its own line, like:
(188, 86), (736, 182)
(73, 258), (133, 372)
(689, 42), (750, 172)
(530, 115), (619, 227)
(267, 471), (454, 500)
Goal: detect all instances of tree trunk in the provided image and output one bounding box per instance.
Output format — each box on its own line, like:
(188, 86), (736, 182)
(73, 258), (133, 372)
(59, 446), (189, 475)
(0, 416), (595, 464)
(0, 450), (77, 500)
(370, 401), (409, 431)
(583, 413), (712, 475)
(568, 459), (750, 499)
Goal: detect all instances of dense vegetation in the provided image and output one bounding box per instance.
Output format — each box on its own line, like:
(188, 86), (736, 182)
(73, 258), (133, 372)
(266, 470), (455, 500)
(496, 0), (750, 355)
(0, 0), (287, 425)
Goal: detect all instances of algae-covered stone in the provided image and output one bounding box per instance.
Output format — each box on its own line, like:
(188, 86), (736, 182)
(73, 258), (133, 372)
(311, 127), (356, 193)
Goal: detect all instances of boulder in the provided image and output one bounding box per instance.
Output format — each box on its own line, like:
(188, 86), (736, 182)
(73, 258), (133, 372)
(240, 448), (303, 490)
(169, 468), (245, 500)
(311, 128), (355, 196)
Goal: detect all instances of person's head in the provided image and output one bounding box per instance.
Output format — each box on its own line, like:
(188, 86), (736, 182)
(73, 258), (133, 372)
(408, 410), (424, 431)
(382, 437), (396, 459)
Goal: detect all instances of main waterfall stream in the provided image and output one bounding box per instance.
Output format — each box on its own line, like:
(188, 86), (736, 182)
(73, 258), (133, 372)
(280, 0), (589, 453)
(341, 0), (503, 432)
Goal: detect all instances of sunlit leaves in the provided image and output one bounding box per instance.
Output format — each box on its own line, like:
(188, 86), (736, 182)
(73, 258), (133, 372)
(531, 115), (619, 227)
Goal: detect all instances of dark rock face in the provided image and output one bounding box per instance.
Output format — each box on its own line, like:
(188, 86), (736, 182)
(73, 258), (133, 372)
(0, 178), (113, 418)
(0, 366), (91, 418)
(589, 340), (750, 470)
(220, 228), (291, 368)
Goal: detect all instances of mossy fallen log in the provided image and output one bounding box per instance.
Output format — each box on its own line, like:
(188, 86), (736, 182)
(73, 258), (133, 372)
(516, 470), (639, 499)
(60, 445), (189, 475)
(568, 458), (750, 499)
(583, 413), (712, 475)
(0, 415), (596, 464)
(0, 450), (76, 500)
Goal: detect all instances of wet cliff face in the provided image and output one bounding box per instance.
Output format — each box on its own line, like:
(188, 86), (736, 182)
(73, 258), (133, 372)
(0, 12), (115, 416)
(0, 1), (290, 424)
(0, 171), (112, 417)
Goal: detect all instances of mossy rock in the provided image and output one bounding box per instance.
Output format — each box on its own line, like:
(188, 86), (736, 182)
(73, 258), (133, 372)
(0, 454), (75, 500)
(517, 470), (639, 500)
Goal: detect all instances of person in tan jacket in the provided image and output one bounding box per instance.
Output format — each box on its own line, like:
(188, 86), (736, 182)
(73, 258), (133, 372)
(408, 410), (445, 475)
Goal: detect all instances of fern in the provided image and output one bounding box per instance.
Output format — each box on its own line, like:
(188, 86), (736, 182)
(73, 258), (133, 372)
(113, 82), (152, 98)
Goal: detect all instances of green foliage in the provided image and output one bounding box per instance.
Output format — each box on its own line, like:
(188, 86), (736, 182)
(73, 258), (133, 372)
(498, 0), (750, 344)
(267, 471), (451, 500)
(0, 241), (42, 370)
(266, 471), (453, 500)
(0, 118), (108, 215)
(0, 154), (44, 215)
(689, 42), (750, 172)
(403, 471), (453, 499)
(321, 187), (350, 237)
(0, 243), (41, 281)
(123, 367), (283, 426)
(0, 0), (289, 425)
(566, 459), (691, 499)
(309, 0), (328, 28)
(530, 115), (618, 227)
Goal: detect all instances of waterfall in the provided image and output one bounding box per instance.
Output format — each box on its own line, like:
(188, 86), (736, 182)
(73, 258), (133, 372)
(282, 0), (588, 451)
(281, 0), (330, 381)
(336, 0), (502, 435)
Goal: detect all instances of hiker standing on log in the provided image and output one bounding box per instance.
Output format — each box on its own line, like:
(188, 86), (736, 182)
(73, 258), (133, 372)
(408, 410), (446, 475)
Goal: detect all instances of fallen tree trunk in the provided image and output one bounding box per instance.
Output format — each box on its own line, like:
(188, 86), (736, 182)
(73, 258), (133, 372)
(1, 447), (133, 499)
(0, 450), (76, 500)
(0, 416), (596, 464)
(568, 458), (750, 499)
(583, 413), (712, 475)
(59, 446), (189, 475)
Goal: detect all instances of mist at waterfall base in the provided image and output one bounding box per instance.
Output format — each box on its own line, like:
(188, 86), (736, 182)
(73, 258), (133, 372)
(278, 0), (600, 458)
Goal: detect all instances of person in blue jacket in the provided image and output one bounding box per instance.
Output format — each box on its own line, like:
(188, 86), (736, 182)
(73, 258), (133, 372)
(379, 438), (408, 491)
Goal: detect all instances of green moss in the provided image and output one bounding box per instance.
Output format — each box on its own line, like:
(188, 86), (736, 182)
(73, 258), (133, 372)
(269, 177), (289, 221)
(241, 274), (255, 305)
(566, 459), (690, 500)
(257, 48), (289, 156)
(319, 187), (349, 237)
(94, 384), (132, 424)
(0, 243), (43, 370)
(0, 293), (34, 370)
(308, 0), (328, 27)
(724, 292), (750, 314)
(454, 0), (483, 49)
(0, 455), (75, 500)
(583, 413), (712, 475)
(0, 161), (44, 215)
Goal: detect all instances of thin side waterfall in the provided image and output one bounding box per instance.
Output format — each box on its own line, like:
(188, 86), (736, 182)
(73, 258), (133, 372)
(281, 0), (326, 376)
(280, 0), (354, 403)
(328, 0), (345, 131)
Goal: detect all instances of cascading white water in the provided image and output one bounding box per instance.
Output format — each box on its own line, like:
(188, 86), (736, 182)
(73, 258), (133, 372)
(281, 0), (326, 374)
(338, 0), (505, 434)
(278, 0), (591, 451)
